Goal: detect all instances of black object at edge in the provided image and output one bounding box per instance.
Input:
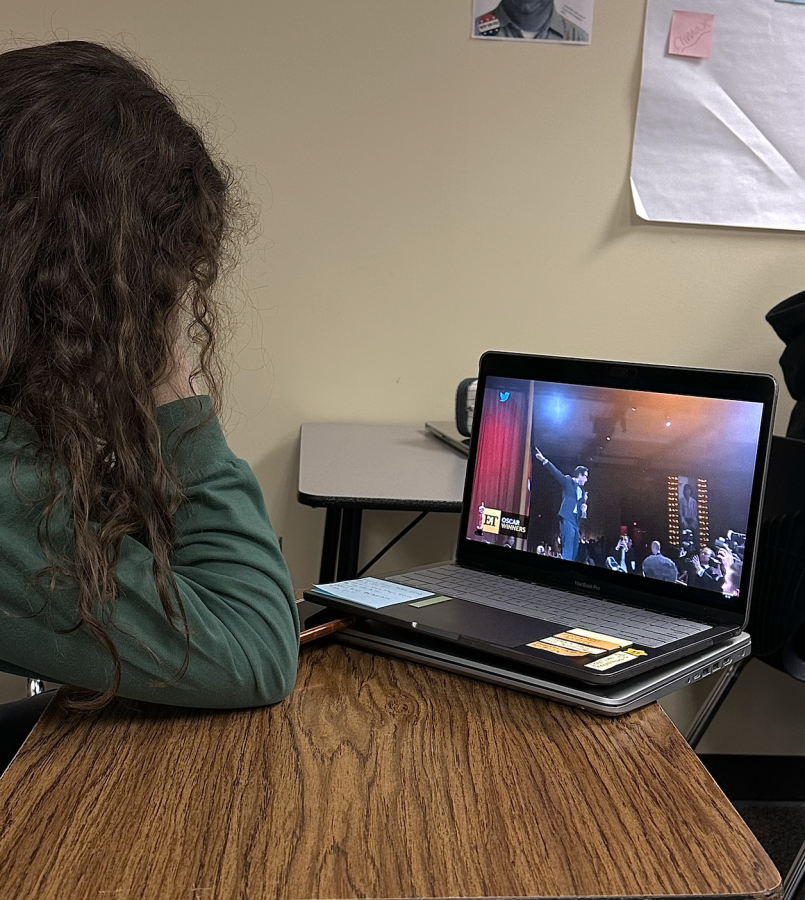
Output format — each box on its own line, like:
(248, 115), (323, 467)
(698, 754), (805, 802)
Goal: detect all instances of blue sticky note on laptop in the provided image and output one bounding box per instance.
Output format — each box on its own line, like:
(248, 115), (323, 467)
(314, 577), (431, 609)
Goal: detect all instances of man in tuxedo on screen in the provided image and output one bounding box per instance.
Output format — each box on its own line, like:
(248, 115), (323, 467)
(533, 447), (588, 562)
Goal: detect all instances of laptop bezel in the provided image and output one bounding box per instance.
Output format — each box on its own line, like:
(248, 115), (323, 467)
(455, 351), (777, 631)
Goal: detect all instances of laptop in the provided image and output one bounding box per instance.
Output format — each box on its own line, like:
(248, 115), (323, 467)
(306, 351), (775, 686)
(424, 420), (471, 455)
(298, 597), (751, 715)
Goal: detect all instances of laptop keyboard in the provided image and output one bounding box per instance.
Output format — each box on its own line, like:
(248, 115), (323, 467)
(388, 565), (710, 648)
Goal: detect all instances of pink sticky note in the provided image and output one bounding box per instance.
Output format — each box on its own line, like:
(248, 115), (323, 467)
(668, 10), (715, 58)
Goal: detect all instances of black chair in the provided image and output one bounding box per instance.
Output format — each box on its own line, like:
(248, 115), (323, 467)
(685, 435), (805, 900)
(0, 683), (54, 773)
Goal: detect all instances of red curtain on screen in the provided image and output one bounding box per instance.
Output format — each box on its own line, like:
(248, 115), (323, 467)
(470, 386), (531, 529)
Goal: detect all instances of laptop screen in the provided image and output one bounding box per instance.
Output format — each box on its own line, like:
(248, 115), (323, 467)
(460, 356), (775, 621)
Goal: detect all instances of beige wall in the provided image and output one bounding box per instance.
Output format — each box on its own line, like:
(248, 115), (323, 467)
(3, 0), (805, 746)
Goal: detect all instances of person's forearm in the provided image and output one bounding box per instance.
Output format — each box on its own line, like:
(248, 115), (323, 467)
(0, 399), (300, 709)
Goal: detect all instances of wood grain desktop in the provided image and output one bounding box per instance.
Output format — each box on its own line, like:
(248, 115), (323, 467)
(0, 643), (781, 900)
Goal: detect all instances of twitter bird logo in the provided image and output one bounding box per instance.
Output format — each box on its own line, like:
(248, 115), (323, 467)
(499, 391), (510, 402)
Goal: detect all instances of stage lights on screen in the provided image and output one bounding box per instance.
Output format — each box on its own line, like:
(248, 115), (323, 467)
(667, 475), (709, 548)
(668, 475), (680, 545)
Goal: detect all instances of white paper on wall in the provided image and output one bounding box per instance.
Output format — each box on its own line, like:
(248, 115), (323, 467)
(631, 0), (805, 231)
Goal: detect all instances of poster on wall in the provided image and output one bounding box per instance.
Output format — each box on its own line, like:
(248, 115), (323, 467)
(631, 0), (805, 230)
(471, 0), (594, 44)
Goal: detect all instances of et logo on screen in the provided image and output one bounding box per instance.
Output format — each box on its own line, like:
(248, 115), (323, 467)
(480, 509), (529, 536)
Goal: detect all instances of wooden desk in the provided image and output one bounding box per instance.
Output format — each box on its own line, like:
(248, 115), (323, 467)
(0, 644), (780, 900)
(298, 423), (466, 582)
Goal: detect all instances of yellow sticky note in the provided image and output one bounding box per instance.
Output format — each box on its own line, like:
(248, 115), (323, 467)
(584, 651), (637, 671)
(564, 629), (632, 652)
(527, 640), (589, 658)
(541, 636), (606, 656)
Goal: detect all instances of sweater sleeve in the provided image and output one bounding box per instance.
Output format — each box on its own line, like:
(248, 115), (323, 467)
(0, 397), (300, 708)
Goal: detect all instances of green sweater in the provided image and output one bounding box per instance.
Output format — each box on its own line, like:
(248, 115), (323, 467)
(0, 397), (300, 708)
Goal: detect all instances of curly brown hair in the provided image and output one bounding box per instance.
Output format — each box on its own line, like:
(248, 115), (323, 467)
(0, 41), (242, 709)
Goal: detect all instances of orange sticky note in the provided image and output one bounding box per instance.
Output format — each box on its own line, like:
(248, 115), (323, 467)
(668, 10), (715, 58)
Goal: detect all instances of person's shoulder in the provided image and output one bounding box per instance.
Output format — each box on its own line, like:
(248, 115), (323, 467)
(548, 9), (589, 42)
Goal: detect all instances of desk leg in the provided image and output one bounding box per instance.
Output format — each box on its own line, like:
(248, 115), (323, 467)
(783, 837), (805, 900)
(337, 509), (363, 581)
(685, 658), (748, 749)
(319, 508), (342, 584)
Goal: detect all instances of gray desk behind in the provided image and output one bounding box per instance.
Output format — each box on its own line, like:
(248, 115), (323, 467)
(298, 423), (466, 582)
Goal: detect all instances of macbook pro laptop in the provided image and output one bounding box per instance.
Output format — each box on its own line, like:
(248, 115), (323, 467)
(306, 352), (775, 687)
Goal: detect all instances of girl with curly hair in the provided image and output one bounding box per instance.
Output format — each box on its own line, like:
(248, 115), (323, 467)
(0, 41), (299, 730)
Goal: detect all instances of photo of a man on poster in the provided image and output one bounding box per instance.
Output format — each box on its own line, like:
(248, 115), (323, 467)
(472, 0), (593, 43)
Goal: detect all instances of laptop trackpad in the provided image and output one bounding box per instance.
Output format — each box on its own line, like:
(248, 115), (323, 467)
(382, 597), (562, 648)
